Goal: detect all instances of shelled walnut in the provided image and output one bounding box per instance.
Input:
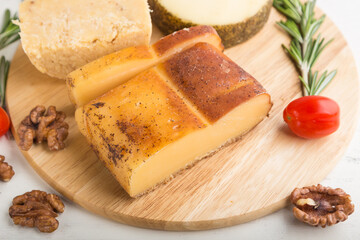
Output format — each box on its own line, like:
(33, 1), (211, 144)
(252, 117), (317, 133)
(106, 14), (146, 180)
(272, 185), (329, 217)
(0, 155), (15, 181)
(9, 190), (65, 233)
(17, 105), (69, 151)
(290, 184), (354, 228)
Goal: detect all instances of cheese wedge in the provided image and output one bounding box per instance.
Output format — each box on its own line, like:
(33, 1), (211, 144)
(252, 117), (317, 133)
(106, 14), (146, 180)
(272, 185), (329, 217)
(76, 43), (272, 197)
(149, 0), (272, 47)
(18, 0), (152, 79)
(67, 26), (223, 107)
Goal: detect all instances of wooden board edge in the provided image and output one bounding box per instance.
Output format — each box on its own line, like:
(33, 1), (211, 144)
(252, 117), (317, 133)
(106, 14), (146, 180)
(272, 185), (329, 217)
(9, 114), (349, 230)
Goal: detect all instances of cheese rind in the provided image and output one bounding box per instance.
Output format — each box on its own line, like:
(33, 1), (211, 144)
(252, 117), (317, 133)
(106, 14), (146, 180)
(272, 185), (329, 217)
(18, 0), (152, 79)
(76, 43), (272, 197)
(67, 25), (223, 107)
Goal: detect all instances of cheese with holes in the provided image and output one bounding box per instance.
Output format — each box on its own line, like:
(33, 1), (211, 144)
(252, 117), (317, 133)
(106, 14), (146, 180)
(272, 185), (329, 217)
(67, 26), (223, 107)
(17, 0), (152, 79)
(76, 43), (272, 197)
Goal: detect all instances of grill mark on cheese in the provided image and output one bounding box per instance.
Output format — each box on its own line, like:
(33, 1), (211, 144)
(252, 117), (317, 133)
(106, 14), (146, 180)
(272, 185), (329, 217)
(162, 42), (267, 123)
(155, 68), (211, 125)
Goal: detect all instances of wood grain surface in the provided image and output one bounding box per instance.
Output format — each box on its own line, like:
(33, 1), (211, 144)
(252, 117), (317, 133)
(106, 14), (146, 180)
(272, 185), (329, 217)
(6, 8), (359, 230)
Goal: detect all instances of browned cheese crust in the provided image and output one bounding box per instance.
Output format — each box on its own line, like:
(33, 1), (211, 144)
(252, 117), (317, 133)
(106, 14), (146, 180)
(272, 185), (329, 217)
(161, 42), (267, 123)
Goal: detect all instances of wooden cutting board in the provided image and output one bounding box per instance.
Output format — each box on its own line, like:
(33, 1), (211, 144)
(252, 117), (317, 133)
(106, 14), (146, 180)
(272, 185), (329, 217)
(6, 8), (359, 230)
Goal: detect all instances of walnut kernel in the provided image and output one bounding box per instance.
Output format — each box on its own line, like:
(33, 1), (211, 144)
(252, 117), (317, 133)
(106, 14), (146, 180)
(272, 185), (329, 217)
(17, 105), (69, 151)
(0, 155), (15, 182)
(290, 184), (354, 228)
(9, 190), (65, 233)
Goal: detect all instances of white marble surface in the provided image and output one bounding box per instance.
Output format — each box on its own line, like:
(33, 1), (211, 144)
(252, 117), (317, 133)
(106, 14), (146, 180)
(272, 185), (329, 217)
(0, 0), (359, 239)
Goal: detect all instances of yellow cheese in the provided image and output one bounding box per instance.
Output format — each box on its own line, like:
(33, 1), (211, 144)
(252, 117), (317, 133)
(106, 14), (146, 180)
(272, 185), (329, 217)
(67, 26), (223, 107)
(18, 0), (152, 79)
(76, 43), (272, 197)
(157, 0), (269, 25)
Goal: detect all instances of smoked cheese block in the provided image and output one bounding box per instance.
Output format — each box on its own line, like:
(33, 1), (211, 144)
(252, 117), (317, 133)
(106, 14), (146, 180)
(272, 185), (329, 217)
(75, 43), (272, 197)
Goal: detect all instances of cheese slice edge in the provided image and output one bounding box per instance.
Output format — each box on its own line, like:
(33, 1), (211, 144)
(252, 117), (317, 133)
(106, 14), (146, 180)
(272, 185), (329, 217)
(130, 94), (271, 197)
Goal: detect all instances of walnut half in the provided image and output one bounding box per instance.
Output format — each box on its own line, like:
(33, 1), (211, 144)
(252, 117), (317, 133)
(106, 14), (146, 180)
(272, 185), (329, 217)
(9, 190), (65, 233)
(0, 155), (15, 182)
(290, 184), (354, 228)
(17, 105), (69, 151)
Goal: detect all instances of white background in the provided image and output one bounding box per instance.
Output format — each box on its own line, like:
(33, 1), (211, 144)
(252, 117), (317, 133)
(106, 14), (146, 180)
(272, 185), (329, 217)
(0, 0), (359, 239)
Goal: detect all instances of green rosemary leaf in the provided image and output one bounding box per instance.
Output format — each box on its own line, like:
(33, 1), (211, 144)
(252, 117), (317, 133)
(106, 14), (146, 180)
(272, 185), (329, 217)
(313, 70), (337, 95)
(0, 56), (10, 108)
(0, 9), (20, 50)
(303, 37), (314, 63)
(285, 8), (302, 22)
(306, 15), (325, 40)
(308, 69), (317, 89)
(1, 10), (10, 33)
(307, 35), (322, 67)
(283, 43), (302, 65)
(282, 0), (302, 22)
(287, 0), (302, 14)
(310, 38), (333, 68)
(289, 40), (302, 63)
(299, 75), (311, 93)
(316, 38), (333, 57)
(300, 1), (312, 36)
(310, 71), (326, 95)
(277, 20), (303, 42)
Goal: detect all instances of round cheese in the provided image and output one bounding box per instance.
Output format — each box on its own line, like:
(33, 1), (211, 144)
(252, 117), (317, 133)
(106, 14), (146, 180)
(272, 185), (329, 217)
(17, 0), (152, 79)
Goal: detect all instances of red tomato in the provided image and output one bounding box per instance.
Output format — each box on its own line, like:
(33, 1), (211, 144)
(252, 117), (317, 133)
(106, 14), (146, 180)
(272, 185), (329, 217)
(283, 96), (340, 139)
(0, 107), (10, 137)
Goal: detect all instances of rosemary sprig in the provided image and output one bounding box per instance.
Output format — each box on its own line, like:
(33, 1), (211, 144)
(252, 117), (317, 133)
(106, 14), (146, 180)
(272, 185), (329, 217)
(0, 56), (10, 108)
(0, 9), (20, 50)
(273, 0), (336, 96)
(1, 9), (20, 109)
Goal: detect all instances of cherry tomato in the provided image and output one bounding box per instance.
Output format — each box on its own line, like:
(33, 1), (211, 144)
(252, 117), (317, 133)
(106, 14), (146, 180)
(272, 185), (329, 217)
(0, 107), (10, 137)
(283, 96), (340, 139)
